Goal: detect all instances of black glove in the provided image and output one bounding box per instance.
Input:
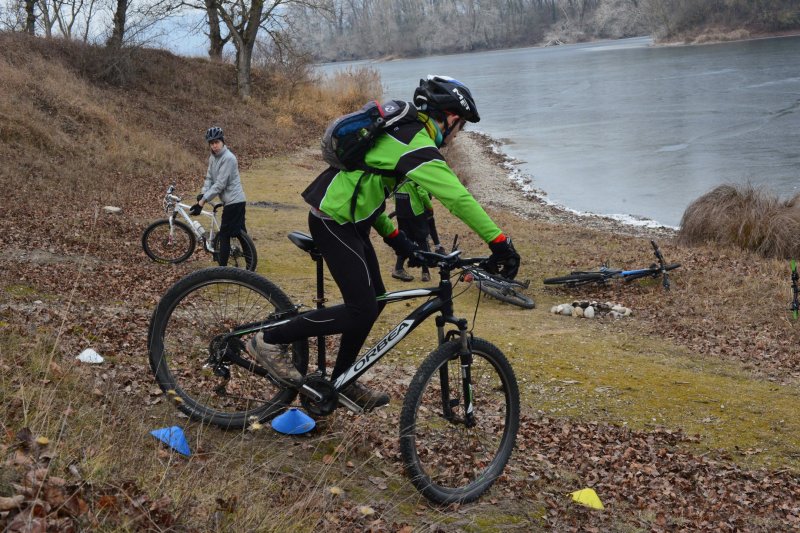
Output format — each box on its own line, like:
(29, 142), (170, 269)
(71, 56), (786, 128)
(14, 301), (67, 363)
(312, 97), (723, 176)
(482, 236), (520, 280)
(383, 230), (418, 259)
(189, 203), (202, 216)
(434, 245), (446, 255)
(196, 193), (204, 202)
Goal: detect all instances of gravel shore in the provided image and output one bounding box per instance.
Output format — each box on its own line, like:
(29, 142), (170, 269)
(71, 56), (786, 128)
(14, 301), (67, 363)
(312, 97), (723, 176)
(453, 131), (677, 239)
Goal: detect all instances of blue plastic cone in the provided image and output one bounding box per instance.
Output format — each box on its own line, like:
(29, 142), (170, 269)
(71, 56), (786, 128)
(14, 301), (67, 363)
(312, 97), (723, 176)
(271, 408), (315, 435)
(150, 426), (191, 456)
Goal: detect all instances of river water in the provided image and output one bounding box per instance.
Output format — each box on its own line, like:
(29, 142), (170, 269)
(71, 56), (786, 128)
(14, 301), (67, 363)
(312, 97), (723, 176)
(319, 36), (800, 227)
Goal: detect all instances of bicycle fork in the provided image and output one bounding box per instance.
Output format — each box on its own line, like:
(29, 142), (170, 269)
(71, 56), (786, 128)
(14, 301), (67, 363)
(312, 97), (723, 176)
(437, 316), (476, 428)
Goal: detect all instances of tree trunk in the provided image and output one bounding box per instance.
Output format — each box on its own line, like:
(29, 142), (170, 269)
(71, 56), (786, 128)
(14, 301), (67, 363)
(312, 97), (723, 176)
(206, 0), (225, 60)
(236, 44), (252, 98)
(107, 0), (128, 49)
(24, 0), (36, 35)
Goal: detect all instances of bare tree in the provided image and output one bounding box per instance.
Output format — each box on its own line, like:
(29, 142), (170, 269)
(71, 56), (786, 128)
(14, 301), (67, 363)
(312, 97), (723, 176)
(25, 0), (36, 33)
(51, 0), (99, 39)
(209, 0), (326, 98)
(105, 0), (182, 49)
(204, 0), (228, 59)
(36, 0), (58, 36)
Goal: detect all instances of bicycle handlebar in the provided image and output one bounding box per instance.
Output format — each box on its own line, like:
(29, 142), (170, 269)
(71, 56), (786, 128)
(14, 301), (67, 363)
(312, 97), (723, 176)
(650, 240), (671, 290)
(651, 240), (666, 266)
(410, 250), (487, 271)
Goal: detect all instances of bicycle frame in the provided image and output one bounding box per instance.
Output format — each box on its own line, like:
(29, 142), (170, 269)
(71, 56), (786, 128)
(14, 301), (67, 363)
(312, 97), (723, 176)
(221, 255), (477, 418)
(562, 241), (674, 289)
(163, 185), (219, 253)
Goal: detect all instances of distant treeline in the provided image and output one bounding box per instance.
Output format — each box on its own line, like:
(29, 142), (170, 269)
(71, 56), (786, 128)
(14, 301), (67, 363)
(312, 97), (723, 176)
(287, 0), (800, 61)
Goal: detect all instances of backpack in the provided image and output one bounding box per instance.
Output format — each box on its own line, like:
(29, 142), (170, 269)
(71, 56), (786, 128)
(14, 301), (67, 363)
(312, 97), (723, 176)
(321, 99), (417, 174)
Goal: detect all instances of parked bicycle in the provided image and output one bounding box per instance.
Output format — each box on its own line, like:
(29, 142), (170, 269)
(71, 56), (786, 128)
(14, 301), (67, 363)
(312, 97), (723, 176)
(463, 265), (534, 309)
(791, 259), (799, 320)
(543, 240), (680, 290)
(147, 231), (519, 504)
(142, 183), (257, 270)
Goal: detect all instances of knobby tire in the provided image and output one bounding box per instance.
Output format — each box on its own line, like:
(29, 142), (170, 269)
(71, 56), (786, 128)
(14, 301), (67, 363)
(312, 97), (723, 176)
(543, 272), (607, 287)
(148, 267), (308, 429)
(212, 231), (259, 271)
(478, 282), (535, 309)
(142, 219), (196, 264)
(399, 338), (520, 504)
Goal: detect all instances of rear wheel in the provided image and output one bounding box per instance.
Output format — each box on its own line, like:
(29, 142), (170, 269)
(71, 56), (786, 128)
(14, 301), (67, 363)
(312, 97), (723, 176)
(400, 338), (519, 504)
(213, 231), (258, 271)
(148, 267), (308, 429)
(142, 219), (196, 264)
(543, 272), (607, 287)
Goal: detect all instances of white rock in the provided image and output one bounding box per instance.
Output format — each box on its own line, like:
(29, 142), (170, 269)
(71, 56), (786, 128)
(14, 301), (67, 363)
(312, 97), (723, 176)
(560, 305), (574, 316)
(624, 308), (632, 317)
(572, 306), (584, 318)
(76, 348), (104, 364)
(612, 305), (626, 314)
(610, 311), (622, 319)
(103, 206), (122, 214)
(584, 306), (595, 318)
(550, 305), (560, 314)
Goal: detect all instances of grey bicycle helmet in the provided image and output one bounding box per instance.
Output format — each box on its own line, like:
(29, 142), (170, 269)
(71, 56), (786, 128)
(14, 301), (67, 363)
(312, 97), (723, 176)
(205, 126), (224, 143)
(413, 75), (480, 123)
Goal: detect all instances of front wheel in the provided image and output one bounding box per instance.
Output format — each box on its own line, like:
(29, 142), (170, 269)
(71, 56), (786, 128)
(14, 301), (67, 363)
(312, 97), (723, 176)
(142, 219), (196, 264)
(479, 282), (536, 309)
(400, 338), (520, 504)
(213, 231), (258, 271)
(148, 267), (308, 429)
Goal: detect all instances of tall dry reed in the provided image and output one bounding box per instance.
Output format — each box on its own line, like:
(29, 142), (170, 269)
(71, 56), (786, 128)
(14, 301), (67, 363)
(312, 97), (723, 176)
(679, 183), (800, 259)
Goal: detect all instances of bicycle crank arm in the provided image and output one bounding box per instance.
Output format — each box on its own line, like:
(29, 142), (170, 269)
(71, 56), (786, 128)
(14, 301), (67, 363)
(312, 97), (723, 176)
(298, 383), (324, 403)
(335, 393), (363, 414)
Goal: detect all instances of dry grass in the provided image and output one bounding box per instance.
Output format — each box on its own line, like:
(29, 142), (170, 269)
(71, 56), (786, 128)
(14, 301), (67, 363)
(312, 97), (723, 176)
(678, 182), (800, 259)
(4, 31), (800, 531)
(0, 33), (380, 211)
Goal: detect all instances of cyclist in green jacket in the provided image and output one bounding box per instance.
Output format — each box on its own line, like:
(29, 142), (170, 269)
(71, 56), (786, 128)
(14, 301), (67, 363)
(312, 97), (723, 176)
(248, 75), (520, 410)
(392, 180), (433, 282)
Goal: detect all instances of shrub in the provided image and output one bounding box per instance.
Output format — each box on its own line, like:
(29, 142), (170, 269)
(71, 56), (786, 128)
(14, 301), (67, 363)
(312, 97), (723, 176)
(678, 183), (800, 259)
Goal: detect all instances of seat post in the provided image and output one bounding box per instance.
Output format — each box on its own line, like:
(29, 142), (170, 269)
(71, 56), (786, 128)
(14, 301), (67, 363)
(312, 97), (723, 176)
(314, 255), (327, 375)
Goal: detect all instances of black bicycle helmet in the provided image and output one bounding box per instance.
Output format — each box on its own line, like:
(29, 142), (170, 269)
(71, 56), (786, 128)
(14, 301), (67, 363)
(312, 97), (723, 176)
(205, 126), (224, 143)
(413, 75), (480, 123)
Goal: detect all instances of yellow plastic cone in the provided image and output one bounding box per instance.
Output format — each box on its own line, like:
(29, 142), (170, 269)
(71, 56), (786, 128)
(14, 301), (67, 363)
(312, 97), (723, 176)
(570, 488), (604, 510)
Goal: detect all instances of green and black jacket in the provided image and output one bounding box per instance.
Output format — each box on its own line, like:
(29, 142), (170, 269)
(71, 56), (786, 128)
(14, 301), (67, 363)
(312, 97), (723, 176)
(302, 117), (502, 243)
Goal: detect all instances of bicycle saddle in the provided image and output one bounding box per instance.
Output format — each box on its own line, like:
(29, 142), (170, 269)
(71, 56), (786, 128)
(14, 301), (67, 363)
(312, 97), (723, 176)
(288, 231), (320, 257)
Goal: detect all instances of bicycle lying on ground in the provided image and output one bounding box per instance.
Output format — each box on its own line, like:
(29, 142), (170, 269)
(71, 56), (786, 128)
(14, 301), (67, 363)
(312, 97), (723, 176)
(141, 183), (257, 270)
(463, 265), (535, 309)
(147, 231), (519, 504)
(543, 240), (680, 290)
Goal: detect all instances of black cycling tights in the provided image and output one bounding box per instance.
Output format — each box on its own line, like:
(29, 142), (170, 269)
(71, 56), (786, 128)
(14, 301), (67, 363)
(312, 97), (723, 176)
(262, 212), (386, 380)
(217, 202), (246, 267)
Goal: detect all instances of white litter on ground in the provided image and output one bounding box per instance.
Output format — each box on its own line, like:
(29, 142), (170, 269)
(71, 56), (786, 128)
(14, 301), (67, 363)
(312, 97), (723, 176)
(76, 348), (104, 363)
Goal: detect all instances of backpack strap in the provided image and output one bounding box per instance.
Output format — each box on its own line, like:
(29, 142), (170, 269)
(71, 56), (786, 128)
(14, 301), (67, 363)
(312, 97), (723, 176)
(348, 171), (410, 221)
